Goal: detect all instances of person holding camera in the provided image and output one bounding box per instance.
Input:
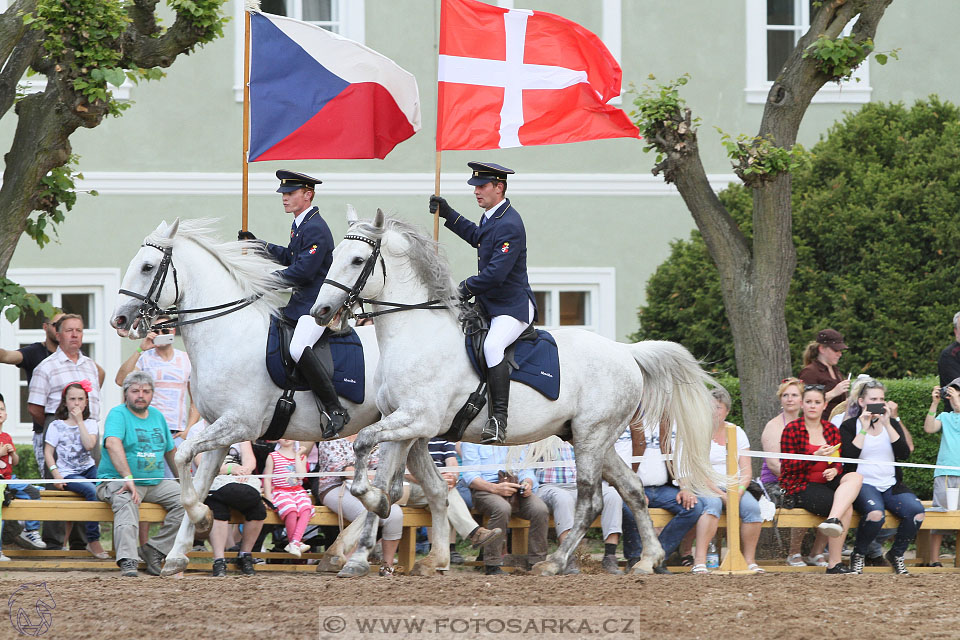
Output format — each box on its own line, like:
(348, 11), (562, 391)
(923, 378), (960, 566)
(839, 379), (923, 575)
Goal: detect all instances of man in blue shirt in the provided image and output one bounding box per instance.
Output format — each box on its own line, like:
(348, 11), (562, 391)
(239, 170), (347, 439)
(461, 442), (548, 575)
(430, 162), (537, 444)
(96, 371), (184, 577)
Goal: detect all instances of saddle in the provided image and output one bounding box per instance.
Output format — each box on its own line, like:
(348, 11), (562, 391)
(439, 302), (557, 441)
(263, 316), (365, 439)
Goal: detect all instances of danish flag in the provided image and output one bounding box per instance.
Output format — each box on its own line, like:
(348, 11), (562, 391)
(437, 0), (640, 150)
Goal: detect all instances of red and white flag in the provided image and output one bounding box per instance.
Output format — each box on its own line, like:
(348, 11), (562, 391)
(436, 0), (640, 151)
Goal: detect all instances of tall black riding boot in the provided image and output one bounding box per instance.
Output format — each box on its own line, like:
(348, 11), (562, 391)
(480, 360), (511, 444)
(297, 345), (350, 439)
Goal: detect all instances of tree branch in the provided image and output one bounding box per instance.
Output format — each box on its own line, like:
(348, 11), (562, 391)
(127, 0), (162, 38)
(0, 26), (39, 122)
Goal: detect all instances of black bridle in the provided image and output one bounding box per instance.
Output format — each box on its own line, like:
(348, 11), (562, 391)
(323, 233), (449, 320)
(118, 242), (259, 332)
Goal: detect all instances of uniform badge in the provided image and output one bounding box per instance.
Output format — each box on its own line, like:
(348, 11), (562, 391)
(500, 242), (510, 254)
(290, 230), (295, 239)
(308, 244), (318, 255)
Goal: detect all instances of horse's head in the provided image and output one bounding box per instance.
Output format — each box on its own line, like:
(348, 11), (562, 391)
(311, 208), (386, 327)
(111, 218), (181, 338)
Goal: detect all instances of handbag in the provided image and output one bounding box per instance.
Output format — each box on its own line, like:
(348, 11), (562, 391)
(745, 479), (764, 501)
(498, 471), (524, 509)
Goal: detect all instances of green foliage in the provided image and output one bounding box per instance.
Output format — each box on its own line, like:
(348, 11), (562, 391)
(169, 0), (229, 42)
(13, 445), (41, 480)
(0, 278), (56, 324)
(803, 35), (873, 82)
(629, 74), (701, 164)
(24, 155), (92, 249)
(716, 128), (808, 184)
(635, 98), (960, 381)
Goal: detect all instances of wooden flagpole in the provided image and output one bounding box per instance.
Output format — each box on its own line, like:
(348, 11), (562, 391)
(433, 151), (442, 243)
(241, 8), (252, 234)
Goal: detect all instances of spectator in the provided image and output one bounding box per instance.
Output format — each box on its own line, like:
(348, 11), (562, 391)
(761, 377), (832, 567)
(315, 437), (403, 576)
(621, 422), (706, 575)
(187, 425), (264, 577)
(114, 314), (200, 462)
(0, 393), (44, 552)
(937, 311), (960, 389)
(263, 438), (314, 558)
(798, 329), (851, 417)
(0, 311), (63, 472)
(28, 314), (103, 472)
(692, 387), (765, 574)
(923, 379), (960, 567)
(839, 379), (922, 575)
(531, 436), (623, 574)
(96, 371), (183, 577)
(461, 443), (549, 575)
(43, 381), (108, 559)
(780, 385), (863, 573)
(404, 437), (502, 566)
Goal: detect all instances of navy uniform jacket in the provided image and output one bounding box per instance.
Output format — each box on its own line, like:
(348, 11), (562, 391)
(444, 199), (537, 323)
(263, 207), (334, 321)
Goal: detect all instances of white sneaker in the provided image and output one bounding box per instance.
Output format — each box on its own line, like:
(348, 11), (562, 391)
(284, 542), (302, 558)
(298, 542), (311, 554)
(0, 553), (10, 561)
(18, 530), (46, 549)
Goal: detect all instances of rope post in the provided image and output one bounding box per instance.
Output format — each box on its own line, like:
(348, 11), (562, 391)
(718, 422), (748, 573)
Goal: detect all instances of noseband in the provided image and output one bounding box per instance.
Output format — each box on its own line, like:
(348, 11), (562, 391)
(118, 242), (259, 331)
(323, 233), (449, 320)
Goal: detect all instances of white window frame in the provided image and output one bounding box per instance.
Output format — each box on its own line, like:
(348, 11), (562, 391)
(745, 0), (871, 104)
(0, 269), (122, 443)
(528, 268), (616, 340)
(234, 0), (365, 102)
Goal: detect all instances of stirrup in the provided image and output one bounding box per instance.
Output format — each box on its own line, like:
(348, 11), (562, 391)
(480, 416), (505, 444)
(322, 409), (350, 440)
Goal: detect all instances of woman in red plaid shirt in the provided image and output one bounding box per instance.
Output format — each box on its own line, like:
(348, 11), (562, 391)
(780, 385), (863, 574)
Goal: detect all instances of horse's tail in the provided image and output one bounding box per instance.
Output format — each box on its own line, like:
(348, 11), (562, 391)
(627, 340), (722, 495)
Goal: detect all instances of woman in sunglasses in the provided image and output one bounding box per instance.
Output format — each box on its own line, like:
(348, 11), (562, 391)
(780, 385), (863, 573)
(839, 379), (923, 575)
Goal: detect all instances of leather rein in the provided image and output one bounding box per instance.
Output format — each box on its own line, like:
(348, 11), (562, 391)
(118, 242), (260, 332)
(322, 233), (449, 321)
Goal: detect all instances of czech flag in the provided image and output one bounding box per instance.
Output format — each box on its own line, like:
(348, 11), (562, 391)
(248, 12), (421, 161)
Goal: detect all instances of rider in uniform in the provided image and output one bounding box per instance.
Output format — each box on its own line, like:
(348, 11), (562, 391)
(429, 162), (536, 444)
(239, 170), (349, 439)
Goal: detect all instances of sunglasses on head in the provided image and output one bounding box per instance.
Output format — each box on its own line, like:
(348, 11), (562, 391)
(804, 384), (825, 391)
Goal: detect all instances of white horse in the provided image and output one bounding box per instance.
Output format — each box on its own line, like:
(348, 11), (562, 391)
(310, 210), (719, 577)
(110, 218), (382, 575)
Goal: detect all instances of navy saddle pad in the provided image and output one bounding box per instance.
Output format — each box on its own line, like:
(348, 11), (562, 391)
(466, 329), (560, 400)
(266, 316), (365, 405)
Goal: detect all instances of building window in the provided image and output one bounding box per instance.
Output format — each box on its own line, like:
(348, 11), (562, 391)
(234, 0), (365, 102)
(0, 269), (122, 443)
(528, 268), (616, 339)
(745, 0), (871, 104)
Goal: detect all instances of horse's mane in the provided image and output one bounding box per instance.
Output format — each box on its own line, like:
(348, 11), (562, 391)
(145, 219), (286, 317)
(351, 216), (458, 310)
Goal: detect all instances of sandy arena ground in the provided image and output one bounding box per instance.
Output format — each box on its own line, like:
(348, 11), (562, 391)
(0, 569), (955, 640)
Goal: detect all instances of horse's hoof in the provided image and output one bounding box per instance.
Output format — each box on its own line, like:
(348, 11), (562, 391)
(160, 555), (188, 576)
(337, 562), (370, 578)
(192, 507), (214, 534)
(532, 560), (559, 576)
(373, 494), (390, 519)
(315, 554), (346, 573)
(409, 560), (434, 576)
(630, 559), (654, 575)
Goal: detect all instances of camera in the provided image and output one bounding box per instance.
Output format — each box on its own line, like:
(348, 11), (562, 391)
(865, 403), (886, 415)
(939, 385), (958, 399)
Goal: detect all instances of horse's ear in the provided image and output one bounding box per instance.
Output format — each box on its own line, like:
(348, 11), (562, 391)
(374, 208), (385, 229)
(164, 218), (180, 239)
(346, 205), (359, 224)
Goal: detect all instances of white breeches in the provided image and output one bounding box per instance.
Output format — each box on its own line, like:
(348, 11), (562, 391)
(484, 301), (535, 367)
(289, 315), (327, 363)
